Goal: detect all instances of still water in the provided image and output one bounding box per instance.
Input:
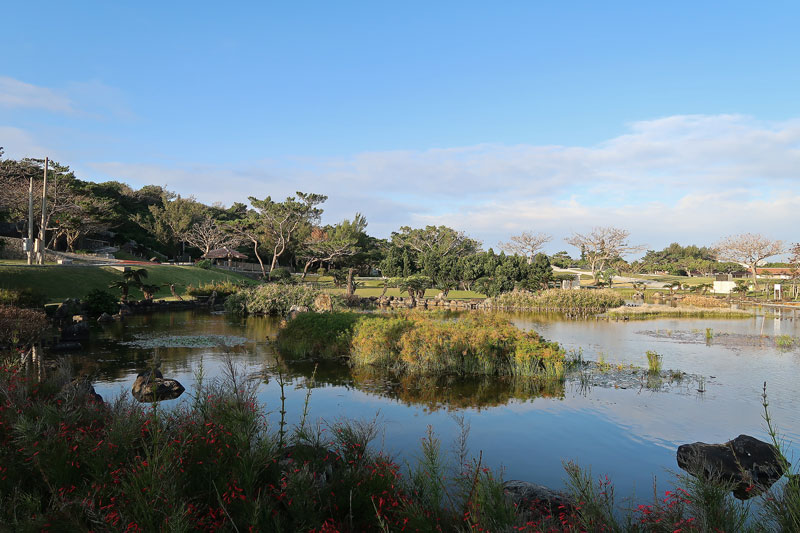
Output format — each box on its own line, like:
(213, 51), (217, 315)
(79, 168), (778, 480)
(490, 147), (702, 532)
(66, 309), (800, 501)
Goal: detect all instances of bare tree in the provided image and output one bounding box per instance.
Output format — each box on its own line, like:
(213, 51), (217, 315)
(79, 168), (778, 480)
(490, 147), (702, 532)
(499, 231), (552, 263)
(182, 214), (242, 255)
(714, 233), (784, 290)
(565, 226), (645, 279)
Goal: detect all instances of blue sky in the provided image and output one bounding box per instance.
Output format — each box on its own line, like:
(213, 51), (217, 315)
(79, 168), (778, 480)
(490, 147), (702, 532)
(2, 1), (799, 254)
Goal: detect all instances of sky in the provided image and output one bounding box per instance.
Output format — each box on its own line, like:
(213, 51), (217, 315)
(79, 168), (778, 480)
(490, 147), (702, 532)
(1, 1), (799, 256)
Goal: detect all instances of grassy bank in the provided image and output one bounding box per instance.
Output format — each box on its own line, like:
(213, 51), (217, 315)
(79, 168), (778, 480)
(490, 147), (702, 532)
(277, 312), (567, 378)
(0, 264), (257, 303)
(607, 303), (752, 319)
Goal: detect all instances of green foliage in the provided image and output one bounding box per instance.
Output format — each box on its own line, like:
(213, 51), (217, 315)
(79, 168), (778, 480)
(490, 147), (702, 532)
(275, 312), (363, 360)
(185, 280), (242, 299)
(224, 283), (321, 315)
(83, 289), (118, 316)
(195, 258), (212, 269)
(0, 288), (47, 309)
(268, 266), (293, 283)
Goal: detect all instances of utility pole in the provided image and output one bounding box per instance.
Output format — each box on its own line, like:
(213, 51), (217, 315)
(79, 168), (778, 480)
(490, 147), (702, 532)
(37, 157), (48, 265)
(27, 175), (35, 265)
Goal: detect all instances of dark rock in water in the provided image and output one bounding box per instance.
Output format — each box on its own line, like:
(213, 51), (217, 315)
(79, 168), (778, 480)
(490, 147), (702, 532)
(677, 434), (787, 499)
(503, 480), (573, 518)
(131, 369), (184, 402)
(61, 320), (90, 341)
(54, 299), (83, 320)
(97, 312), (114, 323)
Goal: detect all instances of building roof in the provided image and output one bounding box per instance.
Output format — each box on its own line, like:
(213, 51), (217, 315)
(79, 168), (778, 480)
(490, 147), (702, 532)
(203, 247), (248, 260)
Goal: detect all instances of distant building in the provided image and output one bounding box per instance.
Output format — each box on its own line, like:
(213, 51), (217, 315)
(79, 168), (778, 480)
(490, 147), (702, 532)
(755, 268), (796, 280)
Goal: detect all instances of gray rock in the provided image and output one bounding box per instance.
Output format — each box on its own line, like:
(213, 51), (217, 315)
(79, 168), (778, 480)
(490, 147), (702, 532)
(503, 480), (573, 517)
(97, 312), (114, 323)
(61, 377), (104, 403)
(677, 434), (787, 499)
(131, 369), (185, 403)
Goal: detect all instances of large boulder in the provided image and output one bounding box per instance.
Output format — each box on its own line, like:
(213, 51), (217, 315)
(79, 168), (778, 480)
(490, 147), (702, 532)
(131, 369), (185, 403)
(61, 320), (90, 341)
(677, 434), (787, 499)
(60, 377), (104, 404)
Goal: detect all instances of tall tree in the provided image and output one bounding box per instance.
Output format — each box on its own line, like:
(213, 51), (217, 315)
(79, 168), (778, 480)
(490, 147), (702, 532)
(248, 191), (327, 272)
(133, 193), (204, 257)
(392, 225), (481, 258)
(300, 213), (367, 279)
(499, 231), (552, 263)
(565, 226), (645, 279)
(714, 233), (784, 289)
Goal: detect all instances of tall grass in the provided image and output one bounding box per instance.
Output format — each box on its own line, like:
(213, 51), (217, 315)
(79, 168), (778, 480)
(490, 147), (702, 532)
(276, 311), (567, 379)
(646, 350), (663, 375)
(224, 283), (322, 315)
(491, 288), (625, 313)
(0, 357), (521, 531)
(607, 304), (751, 319)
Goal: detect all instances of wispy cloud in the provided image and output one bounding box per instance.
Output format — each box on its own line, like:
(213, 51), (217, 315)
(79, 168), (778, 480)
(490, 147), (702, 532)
(87, 114), (800, 251)
(0, 76), (75, 113)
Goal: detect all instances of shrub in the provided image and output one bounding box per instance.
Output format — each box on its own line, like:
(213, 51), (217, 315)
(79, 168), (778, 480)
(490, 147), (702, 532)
(275, 312), (363, 360)
(224, 283), (321, 316)
(83, 289), (118, 316)
(195, 258), (212, 269)
(185, 280), (242, 299)
(268, 267), (292, 283)
(646, 350), (663, 375)
(0, 288), (47, 309)
(0, 305), (49, 347)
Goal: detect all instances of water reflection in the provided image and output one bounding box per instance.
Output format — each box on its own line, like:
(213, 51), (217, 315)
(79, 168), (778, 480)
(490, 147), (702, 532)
(59, 309), (800, 501)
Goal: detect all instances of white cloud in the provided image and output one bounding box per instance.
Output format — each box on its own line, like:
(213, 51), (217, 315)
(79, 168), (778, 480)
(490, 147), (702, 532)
(0, 77), (74, 113)
(86, 114), (800, 252)
(0, 126), (49, 158)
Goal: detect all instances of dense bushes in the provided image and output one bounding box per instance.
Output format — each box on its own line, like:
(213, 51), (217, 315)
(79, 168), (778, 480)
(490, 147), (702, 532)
(274, 312), (363, 360)
(491, 288), (625, 313)
(0, 287), (47, 309)
(277, 312), (566, 379)
(224, 283), (321, 315)
(83, 288), (119, 316)
(0, 305), (49, 348)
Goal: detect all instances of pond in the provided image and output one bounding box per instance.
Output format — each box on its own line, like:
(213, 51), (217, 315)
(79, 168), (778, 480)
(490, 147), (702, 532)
(63, 308), (800, 502)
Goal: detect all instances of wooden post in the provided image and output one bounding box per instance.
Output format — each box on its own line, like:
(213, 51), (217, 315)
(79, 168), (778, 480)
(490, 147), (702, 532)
(37, 157), (48, 264)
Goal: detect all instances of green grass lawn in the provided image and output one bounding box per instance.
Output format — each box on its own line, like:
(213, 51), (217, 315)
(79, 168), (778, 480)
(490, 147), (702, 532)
(0, 264), (258, 303)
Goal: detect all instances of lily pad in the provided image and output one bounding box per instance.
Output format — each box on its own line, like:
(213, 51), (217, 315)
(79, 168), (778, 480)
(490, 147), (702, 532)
(120, 334), (249, 349)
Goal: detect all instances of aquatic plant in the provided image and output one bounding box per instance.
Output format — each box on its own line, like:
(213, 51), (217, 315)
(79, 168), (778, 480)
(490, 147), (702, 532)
(646, 350), (663, 375)
(705, 327), (714, 342)
(775, 334), (798, 350)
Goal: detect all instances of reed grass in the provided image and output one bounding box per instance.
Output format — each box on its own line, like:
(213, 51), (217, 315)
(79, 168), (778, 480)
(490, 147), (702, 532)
(607, 304), (751, 319)
(491, 288), (624, 313)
